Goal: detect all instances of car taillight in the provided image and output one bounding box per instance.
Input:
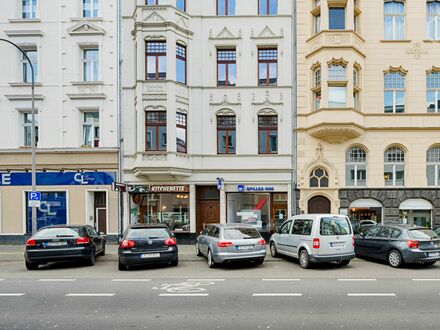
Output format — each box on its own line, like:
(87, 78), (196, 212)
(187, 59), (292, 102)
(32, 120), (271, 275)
(257, 239), (266, 246)
(352, 236), (355, 247)
(217, 241), (234, 248)
(120, 240), (135, 249)
(406, 240), (419, 249)
(164, 238), (177, 246)
(26, 239), (36, 247)
(313, 238), (320, 249)
(76, 237), (90, 245)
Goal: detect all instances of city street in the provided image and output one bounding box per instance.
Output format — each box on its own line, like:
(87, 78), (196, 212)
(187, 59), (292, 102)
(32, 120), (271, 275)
(1, 246), (440, 329)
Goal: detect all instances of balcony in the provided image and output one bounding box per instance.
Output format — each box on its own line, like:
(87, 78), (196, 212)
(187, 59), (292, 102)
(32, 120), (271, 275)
(132, 152), (192, 179)
(134, 4), (190, 31)
(306, 31), (365, 58)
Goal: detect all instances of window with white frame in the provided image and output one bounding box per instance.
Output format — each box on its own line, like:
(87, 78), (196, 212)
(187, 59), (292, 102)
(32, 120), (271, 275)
(427, 72), (440, 112)
(82, 49), (99, 81)
(384, 146), (405, 186)
(353, 66), (361, 109)
(83, 0), (99, 18)
(427, 146), (440, 186)
(384, 1), (405, 40)
(384, 72), (405, 113)
(312, 66), (321, 110)
(427, 1), (440, 40)
(82, 112), (100, 147)
(328, 64), (346, 81)
(22, 0), (37, 19)
(346, 147), (367, 186)
(22, 49), (38, 83)
(23, 113), (39, 147)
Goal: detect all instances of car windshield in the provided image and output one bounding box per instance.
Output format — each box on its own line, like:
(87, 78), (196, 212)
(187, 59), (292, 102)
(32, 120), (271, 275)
(223, 228), (261, 240)
(408, 229), (439, 240)
(34, 227), (80, 238)
(126, 228), (170, 240)
(320, 217), (351, 236)
(434, 227), (440, 236)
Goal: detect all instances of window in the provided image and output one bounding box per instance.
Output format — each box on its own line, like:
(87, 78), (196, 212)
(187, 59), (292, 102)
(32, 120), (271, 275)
(176, 44), (187, 84)
(82, 49), (99, 81)
(258, 116), (278, 154)
(312, 1), (321, 34)
(384, 1), (405, 40)
(217, 0), (235, 16)
(427, 147), (440, 186)
(146, 0), (161, 5)
(217, 49), (236, 86)
(83, 0), (99, 18)
(427, 72), (440, 112)
(146, 42), (166, 80)
(292, 219), (313, 235)
(354, 1), (361, 33)
(309, 167), (329, 188)
(176, 0), (186, 11)
(328, 64), (346, 81)
(146, 112), (167, 151)
(22, 0), (37, 19)
(82, 112), (100, 147)
(320, 217), (351, 235)
(217, 116), (236, 154)
(384, 146), (405, 186)
(329, 7), (345, 30)
(346, 147), (367, 186)
(176, 113), (187, 153)
(22, 49), (38, 83)
(259, 0), (277, 15)
(258, 49), (277, 86)
(353, 67), (361, 109)
(313, 66), (321, 110)
(329, 87), (346, 108)
(384, 72), (405, 113)
(23, 113), (38, 147)
(428, 1), (440, 40)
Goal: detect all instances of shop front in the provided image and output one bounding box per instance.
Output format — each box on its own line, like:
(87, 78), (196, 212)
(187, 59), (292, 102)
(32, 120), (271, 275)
(398, 199), (433, 228)
(348, 198), (383, 223)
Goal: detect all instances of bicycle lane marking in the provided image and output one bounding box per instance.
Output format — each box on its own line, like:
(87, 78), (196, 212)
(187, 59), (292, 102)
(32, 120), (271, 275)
(153, 280), (216, 297)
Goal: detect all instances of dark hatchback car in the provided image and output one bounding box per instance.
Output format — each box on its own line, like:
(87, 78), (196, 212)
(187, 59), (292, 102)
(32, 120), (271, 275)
(118, 224), (178, 270)
(355, 225), (440, 267)
(351, 220), (377, 235)
(24, 225), (106, 270)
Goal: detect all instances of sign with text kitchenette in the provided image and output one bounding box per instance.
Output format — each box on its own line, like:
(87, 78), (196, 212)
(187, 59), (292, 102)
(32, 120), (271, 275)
(128, 185), (190, 194)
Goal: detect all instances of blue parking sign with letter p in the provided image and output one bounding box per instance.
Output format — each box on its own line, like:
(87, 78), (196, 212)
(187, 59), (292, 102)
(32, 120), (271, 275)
(29, 192), (41, 201)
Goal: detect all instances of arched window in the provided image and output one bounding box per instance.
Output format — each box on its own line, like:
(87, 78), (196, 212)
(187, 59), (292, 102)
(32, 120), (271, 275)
(384, 146), (405, 186)
(427, 146), (440, 186)
(384, 72), (405, 113)
(310, 167), (329, 188)
(384, 1), (405, 40)
(346, 147), (367, 186)
(427, 1), (440, 40)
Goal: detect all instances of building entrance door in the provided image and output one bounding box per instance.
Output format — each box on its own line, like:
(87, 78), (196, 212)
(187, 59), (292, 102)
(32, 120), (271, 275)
(96, 208), (107, 234)
(308, 195), (331, 214)
(196, 186), (220, 234)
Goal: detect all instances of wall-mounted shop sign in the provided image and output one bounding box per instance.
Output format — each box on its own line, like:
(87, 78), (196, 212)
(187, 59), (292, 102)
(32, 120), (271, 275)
(237, 185), (275, 192)
(0, 172), (115, 186)
(128, 185), (190, 194)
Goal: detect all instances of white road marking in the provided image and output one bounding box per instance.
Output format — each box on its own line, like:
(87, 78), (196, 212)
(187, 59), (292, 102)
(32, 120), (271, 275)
(347, 293), (396, 297)
(66, 293), (115, 297)
(111, 279), (151, 282)
(412, 279), (440, 282)
(0, 293), (25, 296)
(38, 279), (76, 282)
(159, 293), (209, 297)
(253, 293), (303, 297)
(0, 279), (4, 281)
(187, 279), (225, 282)
(338, 279), (377, 282)
(262, 279), (301, 282)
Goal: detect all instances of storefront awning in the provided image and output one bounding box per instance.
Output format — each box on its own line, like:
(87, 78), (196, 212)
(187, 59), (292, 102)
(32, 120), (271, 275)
(399, 199), (433, 210)
(349, 198), (382, 209)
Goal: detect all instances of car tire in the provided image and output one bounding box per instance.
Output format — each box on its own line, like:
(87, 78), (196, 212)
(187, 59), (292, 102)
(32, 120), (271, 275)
(118, 260), (126, 271)
(337, 259), (350, 266)
(86, 249), (96, 266)
(196, 243), (203, 257)
(254, 258), (265, 266)
(25, 261), (39, 270)
(423, 261), (436, 266)
(299, 249), (311, 269)
(270, 242), (279, 258)
(170, 257), (179, 266)
(388, 249), (403, 268)
(207, 249), (216, 269)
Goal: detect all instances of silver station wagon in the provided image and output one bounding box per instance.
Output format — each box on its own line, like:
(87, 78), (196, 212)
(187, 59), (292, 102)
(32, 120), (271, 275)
(196, 224), (266, 268)
(270, 214), (355, 268)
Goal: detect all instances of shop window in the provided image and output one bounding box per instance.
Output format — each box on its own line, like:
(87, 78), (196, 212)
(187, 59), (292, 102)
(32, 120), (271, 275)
(259, 0), (277, 16)
(309, 167), (329, 188)
(22, 49), (38, 83)
(83, 0), (99, 18)
(258, 115), (278, 154)
(82, 112), (100, 147)
(217, 115), (236, 154)
(217, 0), (235, 16)
(26, 192), (67, 233)
(329, 7), (345, 30)
(346, 147), (367, 187)
(23, 112), (39, 147)
(217, 49), (236, 86)
(176, 44), (187, 84)
(258, 48), (278, 86)
(227, 193), (270, 231)
(427, 146), (440, 186)
(146, 41), (166, 80)
(176, 113), (187, 153)
(146, 111), (167, 151)
(427, 71), (440, 112)
(384, 1), (405, 40)
(384, 146), (405, 186)
(384, 72), (405, 113)
(427, 1), (440, 40)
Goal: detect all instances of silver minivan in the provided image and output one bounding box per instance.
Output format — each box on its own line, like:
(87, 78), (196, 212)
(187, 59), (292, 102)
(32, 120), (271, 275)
(269, 214), (355, 268)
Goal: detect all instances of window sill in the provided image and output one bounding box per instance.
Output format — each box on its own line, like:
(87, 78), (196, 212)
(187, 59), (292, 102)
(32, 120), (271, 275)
(380, 40), (412, 43)
(423, 39), (440, 43)
(9, 82), (42, 87)
(144, 151), (168, 155)
(72, 81), (104, 86)
(8, 18), (41, 23)
(70, 17), (103, 22)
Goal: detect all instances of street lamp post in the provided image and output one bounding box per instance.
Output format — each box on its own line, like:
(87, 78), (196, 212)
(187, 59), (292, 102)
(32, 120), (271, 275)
(0, 38), (38, 235)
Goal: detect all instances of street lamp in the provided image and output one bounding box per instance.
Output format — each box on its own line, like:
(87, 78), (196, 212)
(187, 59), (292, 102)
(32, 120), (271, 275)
(0, 38), (38, 235)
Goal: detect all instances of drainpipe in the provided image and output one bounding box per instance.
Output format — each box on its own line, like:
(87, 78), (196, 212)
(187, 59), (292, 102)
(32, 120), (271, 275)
(291, 0), (298, 216)
(117, 0), (124, 237)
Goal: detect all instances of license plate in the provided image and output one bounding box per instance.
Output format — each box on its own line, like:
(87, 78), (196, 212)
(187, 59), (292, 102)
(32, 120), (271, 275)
(330, 242), (344, 247)
(43, 242), (67, 247)
(428, 252), (440, 257)
(237, 246), (253, 251)
(140, 253), (160, 258)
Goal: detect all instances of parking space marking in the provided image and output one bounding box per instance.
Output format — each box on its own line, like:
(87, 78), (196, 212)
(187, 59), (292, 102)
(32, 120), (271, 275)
(187, 279), (225, 282)
(66, 293), (115, 297)
(338, 279), (377, 282)
(253, 293), (303, 297)
(412, 279), (440, 282)
(347, 293), (396, 297)
(262, 279), (301, 282)
(0, 293), (25, 296)
(38, 279), (76, 282)
(159, 293), (209, 297)
(111, 279), (151, 282)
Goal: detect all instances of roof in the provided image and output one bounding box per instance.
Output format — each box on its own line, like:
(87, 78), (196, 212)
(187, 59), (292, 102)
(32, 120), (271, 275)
(128, 224), (169, 229)
(206, 223), (257, 229)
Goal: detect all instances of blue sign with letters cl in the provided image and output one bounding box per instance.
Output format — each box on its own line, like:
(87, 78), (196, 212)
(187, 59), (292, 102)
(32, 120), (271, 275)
(0, 172), (115, 186)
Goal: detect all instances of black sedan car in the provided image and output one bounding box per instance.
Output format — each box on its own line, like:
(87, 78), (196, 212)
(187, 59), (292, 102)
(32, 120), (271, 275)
(118, 224), (178, 270)
(355, 225), (440, 267)
(25, 225), (106, 270)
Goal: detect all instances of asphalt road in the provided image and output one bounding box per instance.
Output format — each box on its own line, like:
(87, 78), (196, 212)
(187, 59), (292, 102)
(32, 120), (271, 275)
(1, 246), (440, 329)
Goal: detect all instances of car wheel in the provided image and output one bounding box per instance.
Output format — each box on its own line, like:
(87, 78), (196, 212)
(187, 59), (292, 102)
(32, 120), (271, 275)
(299, 249), (311, 269)
(254, 258), (265, 266)
(118, 260), (126, 271)
(207, 249), (216, 268)
(25, 261), (39, 270)
(388, 249), (403, 268)
(423, 261), (436, 266)
(170, 257), (179, 267)
(86, 249), (96, 266)
(270, 242), (279, 258)
(337, 259), (350, 266)
(196, 243), (203, 257)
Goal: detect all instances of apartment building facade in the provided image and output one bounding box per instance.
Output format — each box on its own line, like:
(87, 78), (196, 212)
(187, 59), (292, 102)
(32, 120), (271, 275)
(0, 0), (119, 242)
(297, 0), (440, 227)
